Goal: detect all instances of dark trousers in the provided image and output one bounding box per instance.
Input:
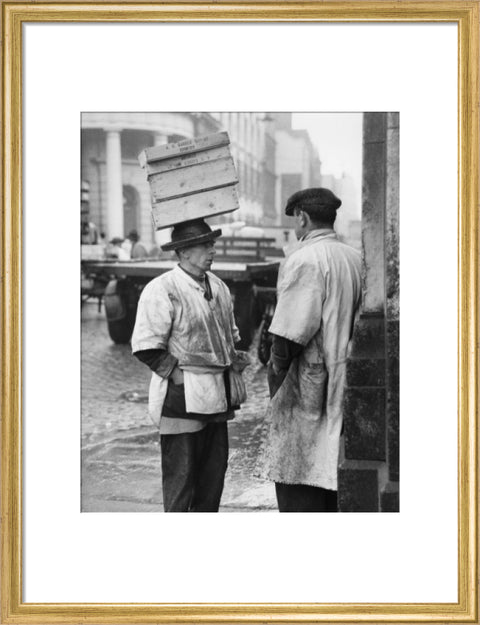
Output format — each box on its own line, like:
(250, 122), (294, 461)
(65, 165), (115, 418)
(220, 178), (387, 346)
(160, 422), (228, 512)
(275, 482), (338, 512)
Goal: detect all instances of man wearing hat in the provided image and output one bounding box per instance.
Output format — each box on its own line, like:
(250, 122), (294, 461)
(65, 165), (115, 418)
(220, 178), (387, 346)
(259, 188), (362, 512)
(131, 218), (247, 512)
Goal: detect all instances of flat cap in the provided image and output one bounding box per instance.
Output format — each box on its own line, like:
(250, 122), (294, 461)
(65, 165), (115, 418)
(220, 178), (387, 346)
(285, 187), (342, 217)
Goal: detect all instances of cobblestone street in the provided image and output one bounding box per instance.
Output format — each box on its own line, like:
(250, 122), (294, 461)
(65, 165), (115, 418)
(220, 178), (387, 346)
(81, 300), (277, 512)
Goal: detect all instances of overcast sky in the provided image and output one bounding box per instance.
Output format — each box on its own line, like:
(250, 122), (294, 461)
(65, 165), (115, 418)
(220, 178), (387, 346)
(291, 112), (363, 206)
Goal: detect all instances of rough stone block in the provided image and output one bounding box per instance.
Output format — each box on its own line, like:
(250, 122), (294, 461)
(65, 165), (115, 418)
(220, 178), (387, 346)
(344, 387), (386, 461)
(363, 142), (386, 218)
(386, 253), (399, 320)
(362, 137), (386, 313)
(386, 122), (399, 321)
(387, 408), (399, 482)
(387, 112), (400, 129)
(363, 113), (387, 143)
(346, 358), (386, 387)
(350, 314), (386, 359)
(380, 481), (399, 512)
(387, 320), (399, 481)
(387, 126), (400, 175)
(338, 461), (379, 512)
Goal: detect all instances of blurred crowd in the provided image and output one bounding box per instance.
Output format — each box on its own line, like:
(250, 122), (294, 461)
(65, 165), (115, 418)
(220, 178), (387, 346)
(81, 225), (161, 261)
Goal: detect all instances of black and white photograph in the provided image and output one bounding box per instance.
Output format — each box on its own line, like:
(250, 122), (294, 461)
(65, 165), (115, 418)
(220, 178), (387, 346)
(80, 111), (399, 513)
(4, 4), (476, 617)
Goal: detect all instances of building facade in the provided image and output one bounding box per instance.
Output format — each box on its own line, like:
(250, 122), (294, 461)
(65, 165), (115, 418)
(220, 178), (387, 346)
(81, 112), (219, 248)
(210, 112), (270, 225)
(321, 172), (361, 249)
(273, 114), (322, 229)
(81, 112), (322, 249)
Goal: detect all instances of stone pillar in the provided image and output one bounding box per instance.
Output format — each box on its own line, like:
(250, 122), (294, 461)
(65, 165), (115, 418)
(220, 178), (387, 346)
(362, 115), (386, 313)
(383, 113), (400, 510)
(105, 128), (124, 239)
(338, 112), (399, 512)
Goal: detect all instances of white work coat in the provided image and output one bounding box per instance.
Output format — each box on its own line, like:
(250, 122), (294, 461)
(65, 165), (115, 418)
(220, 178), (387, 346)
(132, 265), (240, 421)
(259, 230), (362, 490)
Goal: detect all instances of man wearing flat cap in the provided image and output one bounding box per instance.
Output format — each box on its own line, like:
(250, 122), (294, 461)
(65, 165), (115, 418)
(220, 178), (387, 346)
(259, 188), (362, 512)
(131, 219), (248, 512)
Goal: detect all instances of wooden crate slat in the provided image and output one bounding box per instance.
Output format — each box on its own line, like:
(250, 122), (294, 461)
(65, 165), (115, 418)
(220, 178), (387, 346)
(150, 157), (238, 203)
(222, 236), (276, 244)
(152, 186), (240, 229)
(139, 132), (230, 166)
(145, 146), (231, 176)
(217, 244), (272, 252)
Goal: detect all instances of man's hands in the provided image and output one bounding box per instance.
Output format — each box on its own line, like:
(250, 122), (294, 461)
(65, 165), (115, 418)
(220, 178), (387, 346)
(267, 361), (287, 399)
(232, 350), (251, 373)
(170, 366), (184, 385)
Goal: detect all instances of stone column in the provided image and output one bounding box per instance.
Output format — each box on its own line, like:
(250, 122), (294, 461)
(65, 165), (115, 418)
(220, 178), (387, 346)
(105, 128), (124, 239)
(382, 112), (400, 511)
(362, 114), (386, 313)
(338, 112), (399, 512)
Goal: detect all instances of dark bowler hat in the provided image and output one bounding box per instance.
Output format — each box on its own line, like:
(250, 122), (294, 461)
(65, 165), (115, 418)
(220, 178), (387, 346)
(285, 187), (342, 217)
(161, 219), (222, 252)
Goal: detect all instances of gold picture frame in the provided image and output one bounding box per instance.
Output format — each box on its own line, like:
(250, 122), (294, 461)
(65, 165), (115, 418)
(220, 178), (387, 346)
(1, 2), (478, 622)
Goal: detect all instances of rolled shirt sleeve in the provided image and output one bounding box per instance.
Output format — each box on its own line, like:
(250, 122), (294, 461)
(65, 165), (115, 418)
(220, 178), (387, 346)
(133, 348), (178, 379)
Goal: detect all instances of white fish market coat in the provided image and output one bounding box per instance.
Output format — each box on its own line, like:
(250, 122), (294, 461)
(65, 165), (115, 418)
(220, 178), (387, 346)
(131, 265), (241, 419)
(260, 230), (362, 491)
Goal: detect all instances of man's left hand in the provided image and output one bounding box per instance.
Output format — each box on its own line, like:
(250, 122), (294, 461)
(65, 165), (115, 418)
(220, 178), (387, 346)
(267, 361), (287, 399)
(170, 366), (184, 385)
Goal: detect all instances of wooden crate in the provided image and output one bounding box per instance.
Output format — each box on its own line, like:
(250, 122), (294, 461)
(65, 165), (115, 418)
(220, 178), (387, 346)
(139, 132), (239, 229)
(151, 186), (240, 230)
(143, 145), (231, 177)
(139, 132), (230, 166)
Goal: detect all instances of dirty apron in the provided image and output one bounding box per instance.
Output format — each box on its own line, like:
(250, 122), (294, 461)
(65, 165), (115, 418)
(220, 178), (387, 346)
(147, 370), (229, 428)
(259, 230), (361, 491)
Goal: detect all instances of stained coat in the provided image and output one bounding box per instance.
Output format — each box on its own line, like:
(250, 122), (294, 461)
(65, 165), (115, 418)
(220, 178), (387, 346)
(260, 230), (362, 490)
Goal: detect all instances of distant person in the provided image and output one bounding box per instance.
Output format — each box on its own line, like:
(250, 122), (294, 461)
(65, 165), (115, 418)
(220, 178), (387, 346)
(98, 232), (107, 256)
(259, 188), (362, 512)
(81, 213), (98, 245)
(107, 237), (129, 261)
(127, 229), (148, 259)
(148, 244), (161, 259)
